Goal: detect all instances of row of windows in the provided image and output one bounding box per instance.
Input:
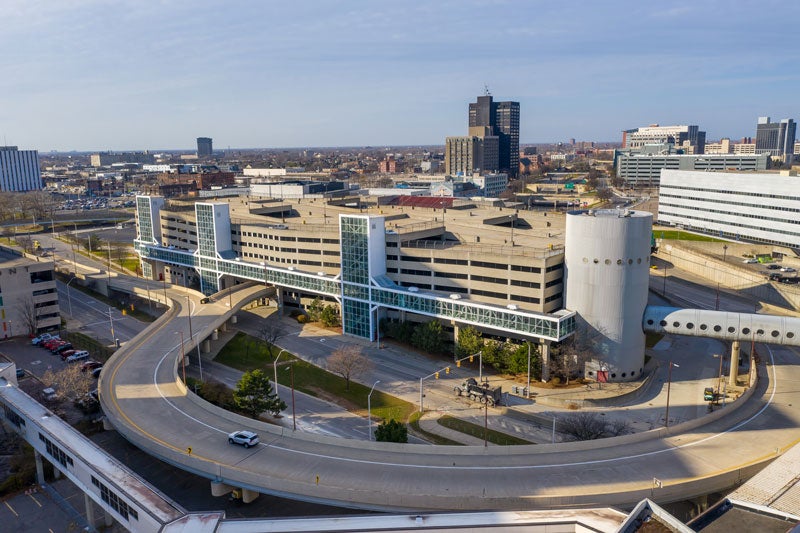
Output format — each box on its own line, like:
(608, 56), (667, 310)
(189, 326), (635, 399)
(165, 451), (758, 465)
(581, 257), (649, 266)
(435, 271), (468, 280)
(3, 405), (25, 428)
(435, 257), (469, 266)
(660, 201), (800, 226)
(511, 264), (542, 273)
(661, 184), (800, 203)
(472, 274), (507, 285)
(647, 317), (796, 339)
(659, 210), (800, 240)
(401, 268), (429, 277)
(39, 433), (74, 468)
(660, 193), (800, 215)
(91, 476), (139, 521)
(511, 279), (540, 289)
(401, 255), (431, 263)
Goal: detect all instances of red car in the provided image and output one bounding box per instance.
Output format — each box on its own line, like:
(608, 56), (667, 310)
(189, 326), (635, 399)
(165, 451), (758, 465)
(59, 350), (77, 360)
(81, 361), (103, 373)
(42, 339), (61, 350)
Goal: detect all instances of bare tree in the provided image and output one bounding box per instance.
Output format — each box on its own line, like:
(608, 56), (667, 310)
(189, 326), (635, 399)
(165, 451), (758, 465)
(559, 412), (632, 441)
(16, 296), (38, 336)
(551, 323), (607, 385)
(41, 364), (95, 402)
(258, 323), (285, 357)
(327, 344), (373, 391)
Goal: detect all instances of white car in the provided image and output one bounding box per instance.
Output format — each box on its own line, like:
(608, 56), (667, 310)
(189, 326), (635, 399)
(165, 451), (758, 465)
(781, 266), (797, 272)
(742, 258), (758, 264)
(228, 430), (259, 448)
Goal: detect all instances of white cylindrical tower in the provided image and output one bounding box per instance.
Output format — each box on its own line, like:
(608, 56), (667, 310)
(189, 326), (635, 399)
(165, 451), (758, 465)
(564, 209), (653, 382)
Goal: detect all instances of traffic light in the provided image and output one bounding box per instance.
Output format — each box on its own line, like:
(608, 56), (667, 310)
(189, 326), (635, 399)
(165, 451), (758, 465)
(469, 355), (474, 363)
(445, 367), (450, 374)
(434, 372), (440, 380)
(130, 304), (135, 311)
(456, 360), (461, 367)
(121, 309), (127, 316)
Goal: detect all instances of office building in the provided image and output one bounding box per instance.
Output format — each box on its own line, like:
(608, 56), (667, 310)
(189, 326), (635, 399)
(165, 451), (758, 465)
(197, 137), (213, 157)
(704, 138), (731, 154)
(622, 124), (706, 154)
(90, 152), (155, 167)
(0, 251), (60, 336)
(468, 95), (520, 177)
(755, 117), (796, 163)
(445, 135), (499, 175)
(658, 169), (800, 248)
(616, 153), (768, 187)
(0, 146), (41, 192)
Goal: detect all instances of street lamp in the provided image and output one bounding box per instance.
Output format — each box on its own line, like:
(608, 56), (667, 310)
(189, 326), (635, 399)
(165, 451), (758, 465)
(713, 353), (724, 398)
(664, 361), (679, 428)
(176, 331), (186, 383)
(368, 380), (380, 441)
(722, 244), (728, 263)
(662, 263), (668, 296)
(65, 275), (76, 316)
(186, 295), (203, 382)
(273, 349), (288, 401)
(284, 363), (296, 431)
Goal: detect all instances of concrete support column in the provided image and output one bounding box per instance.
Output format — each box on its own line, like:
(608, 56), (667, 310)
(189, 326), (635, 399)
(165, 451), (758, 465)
(52, 467), (62, 480)
(202, 339), (211, 353)
(276, 289), (284, 311)
(230, 314), (238, 324)
(84, 493), (96, 528)
(219, 322), (227, 333)
(34, 451), (45, 485)
(210, 480), (233, 497)
(241, 488), (259, 503)
(540, 341), (551, 382)
(103, 508), (113, 527)
(211, 329), (219, 341)
(730, 341), (741, 387)
(452, 322), (460, 355)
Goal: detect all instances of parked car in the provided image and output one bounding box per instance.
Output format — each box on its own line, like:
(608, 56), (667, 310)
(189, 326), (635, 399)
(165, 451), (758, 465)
(742, 258), (758, 264)
(16, 368), (25, 379)
(91, 367), (102, 379)
(81, 361), (103, 373)
(59, 349), (77, 359)
(781, 267), (796, 273)
(767, 264), (781, 270)
(227, 430), (259, 448)
(32, 333), (57, 345)
(42, 339), (62, 350)
(53, 343), (74, 354)
(66, 352), (91, 363)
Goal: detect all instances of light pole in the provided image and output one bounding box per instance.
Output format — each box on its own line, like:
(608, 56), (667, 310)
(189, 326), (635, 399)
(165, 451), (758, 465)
(273, 348), (288, 401)
(367, 380), (380, 441)
(722, 244), (728, 263)
(186, 295), (203, 382)
(662, 263), (668, 296)
(65, 276), (75, 316)
(526, 343), (531, 398)
(108, 307), (115, 341)
(176, 331), (186, 383)
(285, 362), (296, 431)
(714, 353), (724, 398)
(664, 361), (679, 428)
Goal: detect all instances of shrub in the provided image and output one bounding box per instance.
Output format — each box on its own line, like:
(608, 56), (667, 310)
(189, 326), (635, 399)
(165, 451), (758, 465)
(296, 315), (308, 324)
(549, 377), (561, 386)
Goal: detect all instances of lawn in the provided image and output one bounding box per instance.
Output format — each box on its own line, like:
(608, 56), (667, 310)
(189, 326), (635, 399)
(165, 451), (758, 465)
(655, 230), (723, 242)
(437, 414), (534, 445)
(215, 332), (416, 424)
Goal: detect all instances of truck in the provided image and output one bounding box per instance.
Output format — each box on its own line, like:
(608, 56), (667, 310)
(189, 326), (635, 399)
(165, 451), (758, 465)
(454, 377), (502, 407)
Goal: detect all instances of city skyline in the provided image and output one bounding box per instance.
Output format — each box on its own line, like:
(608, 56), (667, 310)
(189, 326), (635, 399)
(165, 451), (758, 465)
(3, 0), (799, 151)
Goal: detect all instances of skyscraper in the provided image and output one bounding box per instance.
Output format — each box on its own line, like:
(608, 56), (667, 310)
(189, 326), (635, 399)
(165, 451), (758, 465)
(0, 146), (41, 192)
(755, 117), (796, 163)
(468, 94), (519, 177)
(197, 137), (213, 157)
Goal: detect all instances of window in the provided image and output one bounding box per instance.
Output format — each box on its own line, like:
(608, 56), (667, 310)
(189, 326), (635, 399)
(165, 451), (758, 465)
(38, 433), (74, 468)
(91, 476), (139, 521)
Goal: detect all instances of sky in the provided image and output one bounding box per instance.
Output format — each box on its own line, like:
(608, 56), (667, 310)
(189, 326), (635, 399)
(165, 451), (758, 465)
(2, 0), (799, 151)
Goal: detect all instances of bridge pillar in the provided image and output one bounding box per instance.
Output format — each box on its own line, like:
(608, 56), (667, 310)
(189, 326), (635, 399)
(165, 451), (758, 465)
(103, 508), (114, 527)
(276, 289), (284, 311)
(52, 466), (62, 480)
(241, 488), (259, 503)
(730, 341), (740, 387)
(210, 480), (233, 497)
(211, 329), (219, 341)
(452, 322), (460, 355)
(219, 322), (227, 333)
(202, 339), (212, 353)
(102, 417), (115, 431)
(230, 314), (238, 324)
(34, 451), (45, 484)
(540, 340), (551, 382)
(84, 493), (96, 528)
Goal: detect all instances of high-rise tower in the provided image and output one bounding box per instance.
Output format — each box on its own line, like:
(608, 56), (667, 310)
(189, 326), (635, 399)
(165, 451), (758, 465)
(468, 94), (519, 177)
(197, 137), (213, 157)
(755, 117), (796, 164)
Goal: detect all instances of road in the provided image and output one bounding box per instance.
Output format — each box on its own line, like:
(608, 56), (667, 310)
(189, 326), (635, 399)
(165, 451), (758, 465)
(97, 281), (800, 512)
(58, 279), (147, 345)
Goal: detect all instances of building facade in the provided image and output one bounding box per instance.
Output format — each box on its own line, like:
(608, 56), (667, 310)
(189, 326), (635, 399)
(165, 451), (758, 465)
(197, 137), (213, 157)
(755, 117), (796, 163)
(622, 125), (706, 154)
(445, 136), (499, 175)
(617, 153), (768, 187)
(135, 195), (575, 347)
(0, 146), (41, 192)
(468, 95), (519, 177)
(658, 169), (800, 248)
(0, 251), (60, 336)
(90, 152), (155, 167)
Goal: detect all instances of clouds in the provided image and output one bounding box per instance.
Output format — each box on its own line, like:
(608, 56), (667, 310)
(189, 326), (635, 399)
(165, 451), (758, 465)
(2, 1), (799, 150)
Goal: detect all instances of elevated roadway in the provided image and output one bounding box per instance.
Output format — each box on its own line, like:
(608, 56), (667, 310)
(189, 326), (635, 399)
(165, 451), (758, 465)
(99, 282), (800, 512)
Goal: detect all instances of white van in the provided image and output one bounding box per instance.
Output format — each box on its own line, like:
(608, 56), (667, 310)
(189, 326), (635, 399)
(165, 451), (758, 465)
(66, 351), (90, 363)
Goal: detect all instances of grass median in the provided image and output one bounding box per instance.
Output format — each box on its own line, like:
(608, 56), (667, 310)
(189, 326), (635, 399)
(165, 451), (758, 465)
(215, 332), (416, 424)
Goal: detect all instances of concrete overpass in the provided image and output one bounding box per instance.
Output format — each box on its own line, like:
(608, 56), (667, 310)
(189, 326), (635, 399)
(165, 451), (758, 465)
(96, 281), (800, 512)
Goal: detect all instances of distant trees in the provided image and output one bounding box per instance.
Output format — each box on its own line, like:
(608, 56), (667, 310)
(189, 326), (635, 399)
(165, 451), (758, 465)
(328, 345), (373, 391)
